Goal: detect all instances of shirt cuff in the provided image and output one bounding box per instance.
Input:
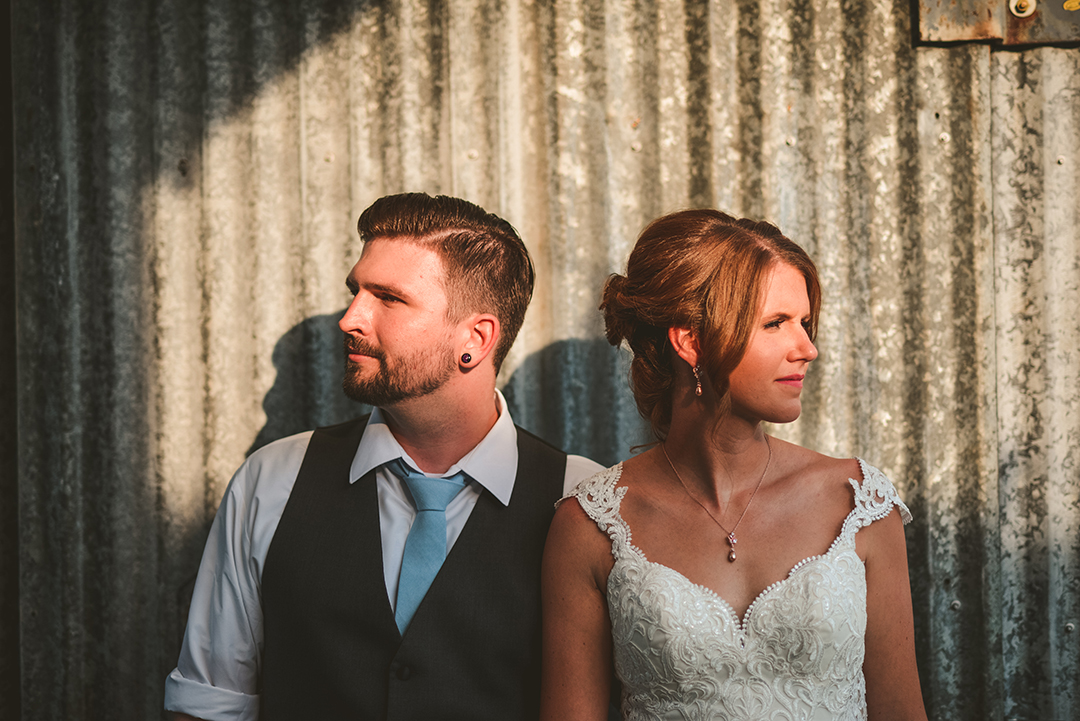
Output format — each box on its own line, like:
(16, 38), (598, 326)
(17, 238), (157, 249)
(164, 668), (260, 721)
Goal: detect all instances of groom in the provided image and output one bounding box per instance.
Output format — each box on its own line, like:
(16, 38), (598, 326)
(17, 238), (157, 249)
(164, 193), (601, 720)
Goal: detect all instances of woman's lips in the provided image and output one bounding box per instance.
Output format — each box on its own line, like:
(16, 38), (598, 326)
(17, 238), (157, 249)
(776, 375), (804, 388)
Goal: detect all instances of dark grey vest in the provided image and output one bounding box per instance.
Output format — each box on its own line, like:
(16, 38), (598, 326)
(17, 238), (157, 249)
(259, 415), (567, 721)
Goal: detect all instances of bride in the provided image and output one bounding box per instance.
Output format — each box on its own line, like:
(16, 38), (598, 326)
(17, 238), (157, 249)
(540, 210), (927, 720)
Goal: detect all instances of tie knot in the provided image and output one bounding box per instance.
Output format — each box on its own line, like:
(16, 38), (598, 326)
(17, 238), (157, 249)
(387, 458), (466, 512)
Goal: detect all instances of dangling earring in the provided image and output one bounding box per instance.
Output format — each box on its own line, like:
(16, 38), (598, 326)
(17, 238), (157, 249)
(693, 364), (702, 397)
(461, 353), (472, 364)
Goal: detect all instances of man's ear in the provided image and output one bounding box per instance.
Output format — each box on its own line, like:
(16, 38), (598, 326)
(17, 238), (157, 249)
(459, 314), (500, 367)
(668, 326), (700, 369)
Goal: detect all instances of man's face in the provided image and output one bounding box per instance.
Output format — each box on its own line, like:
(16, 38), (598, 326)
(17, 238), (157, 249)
(339, 238), (459, 407)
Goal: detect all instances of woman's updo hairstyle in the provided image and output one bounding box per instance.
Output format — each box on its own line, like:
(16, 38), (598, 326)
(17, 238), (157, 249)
(601, 209), (821, 440)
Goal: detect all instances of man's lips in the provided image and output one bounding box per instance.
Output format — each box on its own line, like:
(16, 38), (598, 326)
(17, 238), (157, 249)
(344, 338), (384, 363)
(776, 375), (804, 387)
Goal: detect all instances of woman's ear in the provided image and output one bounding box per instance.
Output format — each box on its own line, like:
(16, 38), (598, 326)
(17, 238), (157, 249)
(668, 326), (700, 368)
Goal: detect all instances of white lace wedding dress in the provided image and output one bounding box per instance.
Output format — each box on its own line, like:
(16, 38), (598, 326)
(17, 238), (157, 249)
(565, 458), (911, 721)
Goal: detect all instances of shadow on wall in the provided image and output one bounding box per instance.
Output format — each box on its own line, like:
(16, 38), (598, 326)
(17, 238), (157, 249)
(247, 309), (366, 456)
(503, 338), (651, 468)
(247, 312), (650, 465)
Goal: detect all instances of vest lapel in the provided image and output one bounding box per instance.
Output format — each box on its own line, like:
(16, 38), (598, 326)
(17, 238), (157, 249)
(354, 467), (400, 637)
(400, 485), (501, 637)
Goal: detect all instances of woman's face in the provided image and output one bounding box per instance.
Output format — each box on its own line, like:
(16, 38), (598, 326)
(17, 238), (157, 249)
(725, 262), (818, 424)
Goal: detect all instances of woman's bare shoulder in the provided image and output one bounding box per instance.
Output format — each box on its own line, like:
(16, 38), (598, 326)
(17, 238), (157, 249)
(769, 437), (861, 491)
(614, 447), (660, 484)
(551, 493), (604, 543)
(547, 476), (618, 591)
(607, 448), (682, 516)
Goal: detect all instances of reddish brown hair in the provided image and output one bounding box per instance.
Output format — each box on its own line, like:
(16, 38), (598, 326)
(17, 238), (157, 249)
(357, 193), (535, 371)
(601, 209), (821, 439)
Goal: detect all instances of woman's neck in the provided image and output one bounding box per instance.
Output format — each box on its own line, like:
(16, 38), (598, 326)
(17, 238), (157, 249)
(663, 399), (772, 502)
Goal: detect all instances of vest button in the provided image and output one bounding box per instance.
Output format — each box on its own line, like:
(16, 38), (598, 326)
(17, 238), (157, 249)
(396, 664), (412, 681)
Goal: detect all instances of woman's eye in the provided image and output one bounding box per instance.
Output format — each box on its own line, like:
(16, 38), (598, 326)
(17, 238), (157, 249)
(764, 319), (782, 329)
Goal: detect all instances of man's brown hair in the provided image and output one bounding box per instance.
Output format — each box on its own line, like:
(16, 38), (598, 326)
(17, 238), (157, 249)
(601, 209), (821, 439)
(357, 193), (535, 371)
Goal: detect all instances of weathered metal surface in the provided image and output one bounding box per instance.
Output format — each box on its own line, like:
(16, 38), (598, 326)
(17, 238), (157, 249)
(919, 0), (1006, 42)
(1005, 0), (1080, 44)
(8, 0), (1080, 720)
(919, 0), (1080, 44)
(1, 2), (20, 715)
(991, 47), (1080, 720)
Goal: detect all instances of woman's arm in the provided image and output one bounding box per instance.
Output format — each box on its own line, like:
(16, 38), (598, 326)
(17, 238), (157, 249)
(860, 507), (929, 720)
(539, 499), (617, 721)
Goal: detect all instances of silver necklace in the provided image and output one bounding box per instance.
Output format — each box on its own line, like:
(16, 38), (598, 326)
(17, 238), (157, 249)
(661, 436), (772, 562)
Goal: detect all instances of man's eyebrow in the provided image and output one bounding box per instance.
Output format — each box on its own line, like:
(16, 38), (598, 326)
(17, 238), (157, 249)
(359, 280), (411, 299)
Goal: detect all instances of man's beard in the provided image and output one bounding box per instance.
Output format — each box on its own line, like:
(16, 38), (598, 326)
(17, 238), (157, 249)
(342, 336), (457, 406)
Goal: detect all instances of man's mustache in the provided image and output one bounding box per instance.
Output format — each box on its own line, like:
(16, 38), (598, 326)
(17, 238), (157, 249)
(343, 337), (386, 361)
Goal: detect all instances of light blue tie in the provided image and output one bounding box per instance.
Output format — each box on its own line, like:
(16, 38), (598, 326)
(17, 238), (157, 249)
(388, 458), (467, 634)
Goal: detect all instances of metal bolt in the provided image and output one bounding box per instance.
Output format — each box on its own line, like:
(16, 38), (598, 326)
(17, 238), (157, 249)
(1066, 622), (1076, 633)
(939, 132), (951, 144)
(1058, 156), (1066, 165)
(950, 600), (961, 611)
(1010, 0), (1036, 17)
(785, 137), (795, 147)
(467, 149), (479, 160)
(630, 141), (643, 153)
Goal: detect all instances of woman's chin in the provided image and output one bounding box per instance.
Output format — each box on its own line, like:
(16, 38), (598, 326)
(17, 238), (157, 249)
(765, 405), (802, 425)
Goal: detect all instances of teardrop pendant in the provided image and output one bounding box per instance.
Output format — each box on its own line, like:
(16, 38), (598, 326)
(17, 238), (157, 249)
(727, 549), (737, 562)
(727, 532), (738, 562)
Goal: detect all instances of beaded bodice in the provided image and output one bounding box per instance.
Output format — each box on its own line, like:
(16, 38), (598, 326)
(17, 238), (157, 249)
(566, 458), (911, 721)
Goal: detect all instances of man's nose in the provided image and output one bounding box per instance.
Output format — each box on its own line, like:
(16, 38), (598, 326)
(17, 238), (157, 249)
(339, 294), (369, 334)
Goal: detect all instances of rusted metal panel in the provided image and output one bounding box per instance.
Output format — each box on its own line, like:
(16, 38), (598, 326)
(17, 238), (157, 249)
(919, 0), (1005, 42)
(919, 0), (1080, 43)
(1005, 0), (1080, 44)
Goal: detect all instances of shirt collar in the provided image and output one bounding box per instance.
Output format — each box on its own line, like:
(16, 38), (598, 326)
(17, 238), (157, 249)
(349, 389), (519, 507)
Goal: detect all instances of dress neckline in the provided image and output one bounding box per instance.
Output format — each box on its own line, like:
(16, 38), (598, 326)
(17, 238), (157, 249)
(605, 461), (865, 630)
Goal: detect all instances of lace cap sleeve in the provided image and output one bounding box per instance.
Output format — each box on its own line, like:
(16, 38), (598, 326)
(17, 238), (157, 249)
(556, 464), (633, 559)
(841, 458), (913, 542)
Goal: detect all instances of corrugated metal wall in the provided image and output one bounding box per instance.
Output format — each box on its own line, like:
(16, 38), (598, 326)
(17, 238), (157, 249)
(8, 0), (1079, 719)
(2, 2), (19, 718)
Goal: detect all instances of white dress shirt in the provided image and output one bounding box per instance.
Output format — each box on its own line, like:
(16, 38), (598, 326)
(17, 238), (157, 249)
(164, 390), (603, 721)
